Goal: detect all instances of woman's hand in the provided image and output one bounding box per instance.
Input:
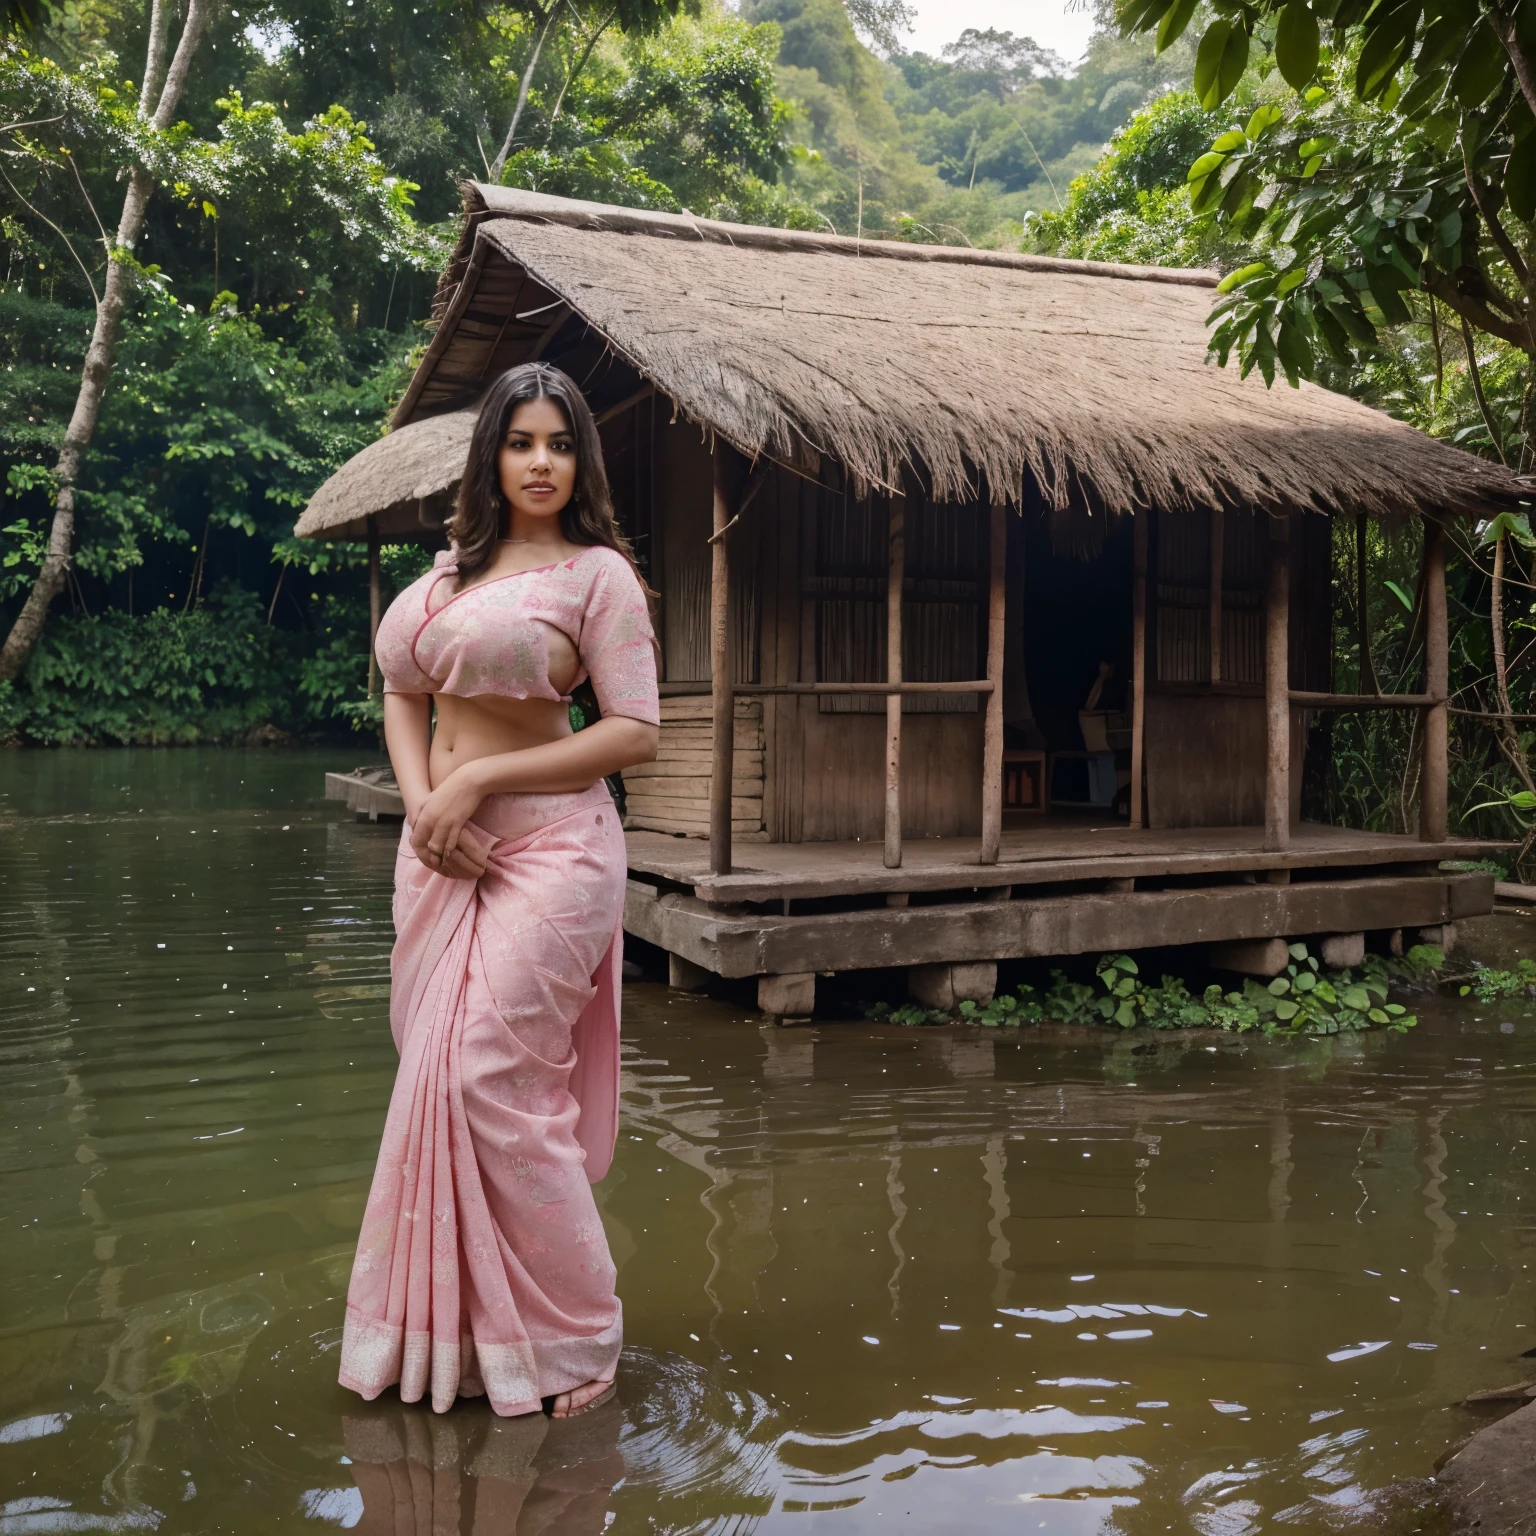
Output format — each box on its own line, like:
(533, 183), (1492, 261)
(410, 764), (490, 879)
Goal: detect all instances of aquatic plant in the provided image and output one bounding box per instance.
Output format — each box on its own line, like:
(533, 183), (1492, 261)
(1452, 958), (1536, 1003)
(866, 942), (1441, 1036)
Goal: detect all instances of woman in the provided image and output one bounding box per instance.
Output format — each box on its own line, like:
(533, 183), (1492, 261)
(339, 363), (659, 1420)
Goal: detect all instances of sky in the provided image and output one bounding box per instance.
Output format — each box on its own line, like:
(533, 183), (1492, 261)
(902, 0), (1099, 64)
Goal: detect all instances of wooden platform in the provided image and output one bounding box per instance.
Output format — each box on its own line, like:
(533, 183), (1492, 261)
(325, 767), (404, 821)
(322, 768), (1501, 992)
(622, 816), (1503, 988)
(624, 815), (1507, 904)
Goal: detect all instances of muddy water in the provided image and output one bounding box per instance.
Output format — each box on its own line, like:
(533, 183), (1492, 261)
(2, 749), (1534, 1534)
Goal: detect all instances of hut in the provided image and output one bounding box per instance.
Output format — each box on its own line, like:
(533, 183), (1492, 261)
(298, 183), (1516, 1018)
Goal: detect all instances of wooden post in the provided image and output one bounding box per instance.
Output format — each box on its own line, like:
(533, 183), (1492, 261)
(1264, 511), (1291, 852)
(884, 495), (904, 869)
(1208, 507), (1223, 684)
(366, 514), (382, 698)
(1356, 513), (1378, 695)
(1130, 512), (1148, 829)
(980, 503), (1007, 864)
(1422, 516), (1449, 842)
(709, 448), (735, 875)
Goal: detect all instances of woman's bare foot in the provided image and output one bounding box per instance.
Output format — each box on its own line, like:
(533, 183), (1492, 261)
(549, 1378), (615, 1418)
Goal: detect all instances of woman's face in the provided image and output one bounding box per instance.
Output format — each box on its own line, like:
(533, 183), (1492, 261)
(498, 396), (578, 527)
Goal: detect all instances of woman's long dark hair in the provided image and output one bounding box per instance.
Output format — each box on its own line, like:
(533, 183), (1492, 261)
(449, 363), (645, 588)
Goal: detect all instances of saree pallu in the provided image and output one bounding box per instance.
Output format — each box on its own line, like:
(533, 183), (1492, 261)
(339, 782), (627, 1417)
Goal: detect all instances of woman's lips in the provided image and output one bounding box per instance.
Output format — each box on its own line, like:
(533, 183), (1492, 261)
(523, 483), (555, 496)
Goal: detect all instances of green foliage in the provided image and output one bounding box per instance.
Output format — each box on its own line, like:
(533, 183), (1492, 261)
(1118, 0), (1536, 384)
(1029, 91), (1235, 265)
(1457, 958), (1536, 1002)
(745, 0), (1199, 240)
(504, 8), (799, 222)
(1, 282), (410, 595)
(0, 583), (373, 744)
(866, 943), (1435, 1035)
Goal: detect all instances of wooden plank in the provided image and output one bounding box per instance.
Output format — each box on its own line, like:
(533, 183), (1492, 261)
(622, 775), (763, 798)
(734, 681), (993, 695)
(324, 771), (405, 821)
(626, 874), (1482, 978)
(1209, 507), (1223, 684)
(1264, 512), (1291, 852)
(885, 494), (904, 869)
(1422, 517), (1449, 842)
(660, 696), (761, 719)
(626, 794), (763, 819)
(621, 819), (1513, 903)
(710, 448), (735, 875)
(681, 842), (1496, 903)
(626, 817), (768, 840)
(649, 724), (764, 749)
(1131, 512), (1147, 828)
(625, 752), (765, 777)
(1144, 693), (1264, 830)
(981, 503), (1007, 865)
(1289, 692), (1436, 709)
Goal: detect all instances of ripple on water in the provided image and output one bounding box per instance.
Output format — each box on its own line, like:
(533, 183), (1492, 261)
(612, 1346), (778, 1508)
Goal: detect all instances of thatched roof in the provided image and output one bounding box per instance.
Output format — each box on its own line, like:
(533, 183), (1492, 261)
(298, 183), (1522, 539)
(295, 407), (475, 541)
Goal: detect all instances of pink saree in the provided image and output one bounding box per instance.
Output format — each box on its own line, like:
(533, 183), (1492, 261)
(339, 782), (627, 1416)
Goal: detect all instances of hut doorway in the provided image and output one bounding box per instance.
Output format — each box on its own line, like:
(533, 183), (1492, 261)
(1008, 512), (1135, 816)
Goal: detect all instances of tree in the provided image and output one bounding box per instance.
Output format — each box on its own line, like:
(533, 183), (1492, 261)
(487, 0), (687, 181)
(0, 0), (209, 683)
(1116, 0), (1536, 394)
(1116, 0), (1536, 847)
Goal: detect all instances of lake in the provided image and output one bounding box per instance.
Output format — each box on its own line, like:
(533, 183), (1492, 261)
(2, 748), (1532, 1533)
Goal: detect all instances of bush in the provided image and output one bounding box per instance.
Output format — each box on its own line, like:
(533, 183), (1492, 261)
(0, 583), (374, 745)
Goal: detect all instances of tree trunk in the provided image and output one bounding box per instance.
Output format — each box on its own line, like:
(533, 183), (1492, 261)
(490, 5), (556, 182)
(0, 0), (208, 685)
(1490, 8), (1536, 124)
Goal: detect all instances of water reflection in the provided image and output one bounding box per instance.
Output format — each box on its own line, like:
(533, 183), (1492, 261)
(1, 750), (1533, 1533)
(333, 1400), (623, 1534)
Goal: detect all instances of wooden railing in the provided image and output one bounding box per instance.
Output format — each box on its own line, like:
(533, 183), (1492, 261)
(705, 454), (1454, 875)
(1262, 514), (1448, 852)
(707, 452), (1006, 877)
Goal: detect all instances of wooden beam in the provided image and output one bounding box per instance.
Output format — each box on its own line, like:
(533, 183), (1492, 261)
(1209, 507), (1223, 684)
(1265, 511), (1291, 852)
(1422, 516), (1449, 842)
(1289, 691), (1437, 710)
(885, 494), (905, 869)
(709, 448), (735, 876)
(1130, 512), (1148, 829)
(981, 503), (1007, 865)
(681, 844), (1502, 905)
(658, 681), (996, 696)
(366, 514), (382, 698)
(735, 681), (994, 696)
(627, 873), (1474, 980)
(594, 383), (656, 426)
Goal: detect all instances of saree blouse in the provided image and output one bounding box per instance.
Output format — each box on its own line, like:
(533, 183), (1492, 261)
(375, 545), (660, 726)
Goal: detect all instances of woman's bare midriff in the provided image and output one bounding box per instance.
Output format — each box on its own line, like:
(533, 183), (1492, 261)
(428, 694), (588, 790)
